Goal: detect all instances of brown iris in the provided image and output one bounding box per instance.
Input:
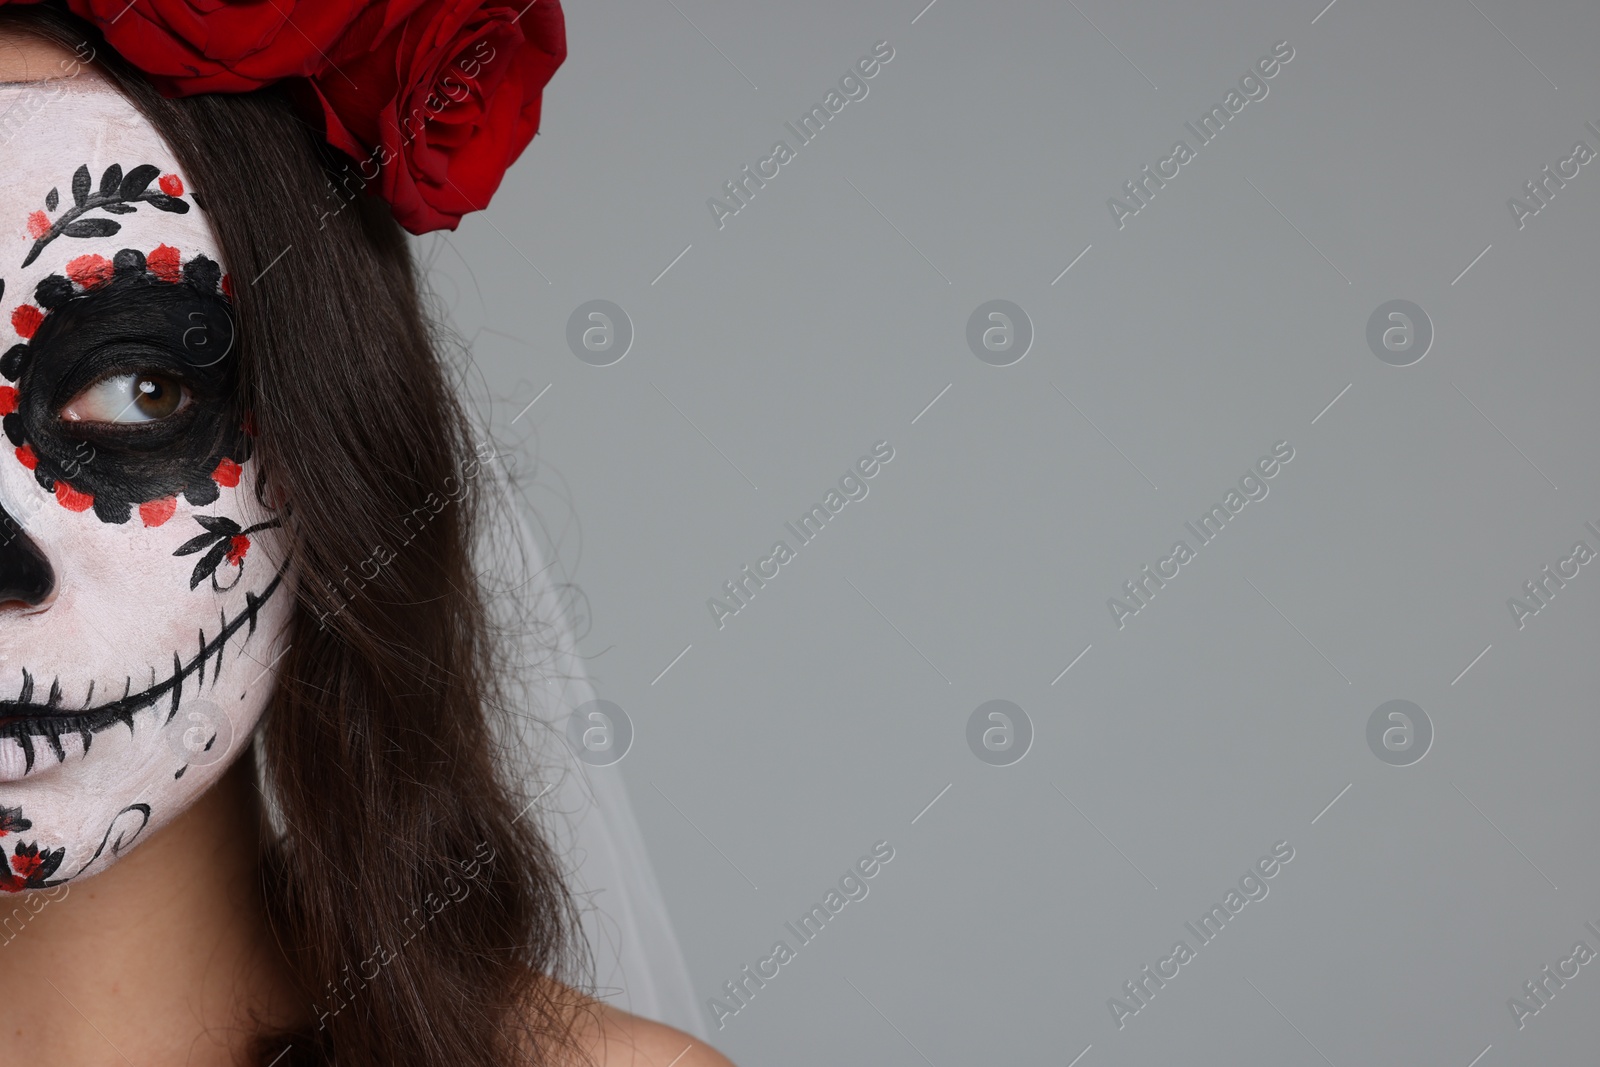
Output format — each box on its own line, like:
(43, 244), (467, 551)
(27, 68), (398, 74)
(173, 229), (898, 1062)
(129, 374), (183, 419)
(61, 371), (189, 425)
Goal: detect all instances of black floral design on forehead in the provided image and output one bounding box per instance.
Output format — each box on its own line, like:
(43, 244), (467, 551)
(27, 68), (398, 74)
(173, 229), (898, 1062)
(23, 164), (189, 268)
(0, 244), (249, 526)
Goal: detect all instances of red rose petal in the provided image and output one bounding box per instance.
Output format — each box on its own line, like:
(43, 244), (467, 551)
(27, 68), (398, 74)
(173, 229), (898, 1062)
(304, 0), (567, 235)
(11, 305), (42, 339)
(158, 173), (184, 196)
(83, 0), (410, 97)
(65, 253), (113, 289)
(212, 457), (242, 487)
(226, 534), (250, 566)
(75, 0), (567, 235)
(139, 496), (177, 527)
(0, 387), (16, 417)
(148, 244), (182, 282)
(55, 482), (92, 512)
(14, 445), (35, 470)
(26, 211), (48, 240)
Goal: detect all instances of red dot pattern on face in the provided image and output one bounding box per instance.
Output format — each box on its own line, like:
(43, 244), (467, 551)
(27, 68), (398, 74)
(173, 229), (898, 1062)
(226, 534), (250, 566)
(158, 173), (183, 196)
(10, 305), (41, 340)
(25, 212), (47, 240)
(54, 482), (92, 512)
(7, 242), (251, 524)
(65, 254), (114, 289)
(10, 849), (41, 880)
(139, 496), (177, 527)
(147, 243), (181, 282)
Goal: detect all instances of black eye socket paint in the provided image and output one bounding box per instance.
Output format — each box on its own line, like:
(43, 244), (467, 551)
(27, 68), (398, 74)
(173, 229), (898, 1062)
(0, 246), (251, 526)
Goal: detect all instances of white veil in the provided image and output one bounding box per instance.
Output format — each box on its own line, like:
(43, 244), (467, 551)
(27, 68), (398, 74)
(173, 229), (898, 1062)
(477, 445), (705, 1038)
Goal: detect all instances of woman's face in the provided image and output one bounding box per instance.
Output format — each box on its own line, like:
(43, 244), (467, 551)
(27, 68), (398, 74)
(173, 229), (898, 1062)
(0, 62), (292, 891)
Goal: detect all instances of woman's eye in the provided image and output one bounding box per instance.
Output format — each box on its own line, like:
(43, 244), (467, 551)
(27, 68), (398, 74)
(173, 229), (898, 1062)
(60, 373), (190, 424)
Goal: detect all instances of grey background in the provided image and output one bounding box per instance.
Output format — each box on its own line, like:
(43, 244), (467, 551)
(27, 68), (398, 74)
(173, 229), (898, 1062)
(422, 0), (1600, 1063)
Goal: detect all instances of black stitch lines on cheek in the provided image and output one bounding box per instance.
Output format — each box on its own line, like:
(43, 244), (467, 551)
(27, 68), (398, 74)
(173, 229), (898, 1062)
(0, 245), (250, 526)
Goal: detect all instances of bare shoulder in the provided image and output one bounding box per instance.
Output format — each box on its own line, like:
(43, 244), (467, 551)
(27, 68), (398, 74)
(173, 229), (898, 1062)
(569, 998), (737, 1067)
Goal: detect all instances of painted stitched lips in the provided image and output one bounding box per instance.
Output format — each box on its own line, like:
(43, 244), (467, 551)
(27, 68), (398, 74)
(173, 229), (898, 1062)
(0, 563), (285, 776)
(0, 87), (300, 893)
(0, 243), (250, 526)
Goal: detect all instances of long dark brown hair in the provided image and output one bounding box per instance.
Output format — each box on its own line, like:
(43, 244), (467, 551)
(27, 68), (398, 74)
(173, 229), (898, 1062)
(1, 6), (592, 1064)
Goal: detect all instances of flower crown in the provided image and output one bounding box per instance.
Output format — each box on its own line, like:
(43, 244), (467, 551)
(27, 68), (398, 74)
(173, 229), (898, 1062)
(15, 0), (567, 234)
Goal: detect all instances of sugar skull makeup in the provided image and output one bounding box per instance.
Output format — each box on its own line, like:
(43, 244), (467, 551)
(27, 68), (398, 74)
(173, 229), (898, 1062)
(0, 76), (292, 890)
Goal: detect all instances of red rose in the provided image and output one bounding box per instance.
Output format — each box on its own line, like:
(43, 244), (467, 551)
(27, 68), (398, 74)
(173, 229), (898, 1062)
(64, 0), (429, 95)
(309, 0), (566, 233)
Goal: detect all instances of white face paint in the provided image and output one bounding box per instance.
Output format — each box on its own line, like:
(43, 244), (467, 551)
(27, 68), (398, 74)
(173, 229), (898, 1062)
(0, 75), (293, 891)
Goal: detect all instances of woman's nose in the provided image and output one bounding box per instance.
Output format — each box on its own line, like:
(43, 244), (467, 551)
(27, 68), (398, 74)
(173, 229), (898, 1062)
(0, 505), (54, 607)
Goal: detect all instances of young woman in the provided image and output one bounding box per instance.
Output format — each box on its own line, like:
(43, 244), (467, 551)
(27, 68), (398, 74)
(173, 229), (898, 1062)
(0, 4), (733, 1065)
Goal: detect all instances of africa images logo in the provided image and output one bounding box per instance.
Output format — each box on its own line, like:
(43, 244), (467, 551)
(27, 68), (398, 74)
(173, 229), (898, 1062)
(1106, 40), (1295, 230)
(706, 41), (895, 231)
(707, 840), (895, 1030)
(1107, 840), (1296, 1029)
(1107, 441), (1295, 629)
(707, 441), (894, 630)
